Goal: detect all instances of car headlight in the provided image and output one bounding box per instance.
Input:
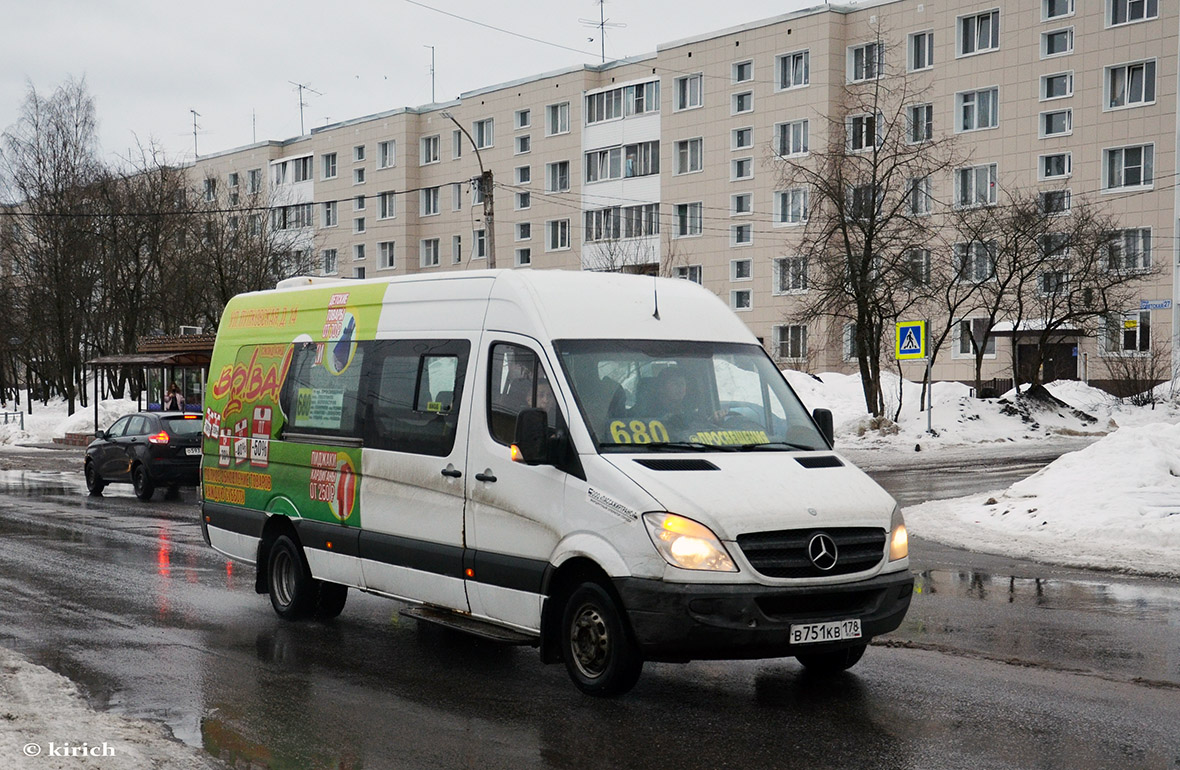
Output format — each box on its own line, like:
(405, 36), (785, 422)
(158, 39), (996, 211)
(889, 505), (908, 561)
(643, 513), (737, 572)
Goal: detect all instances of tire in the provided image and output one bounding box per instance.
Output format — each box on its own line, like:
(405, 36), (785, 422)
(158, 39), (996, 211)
(131, 464), (155, 502)
(315, 583), (349, 621)
(560, 582), (643, 697)
(795, 643), (867, 674)
(267, 535), (319, 620)
(84, 462), (106, 496)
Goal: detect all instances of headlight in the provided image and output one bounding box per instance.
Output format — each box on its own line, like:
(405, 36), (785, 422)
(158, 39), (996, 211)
(643, 513), (737, 572)
(889, 506), (908, 561)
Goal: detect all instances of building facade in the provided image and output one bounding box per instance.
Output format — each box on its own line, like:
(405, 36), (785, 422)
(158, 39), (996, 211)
(191, 0), (1178, 388)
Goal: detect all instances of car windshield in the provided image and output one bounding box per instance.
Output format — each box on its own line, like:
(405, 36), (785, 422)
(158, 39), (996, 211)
(161, 416), (203, 435)
(554, 339), (827, 452)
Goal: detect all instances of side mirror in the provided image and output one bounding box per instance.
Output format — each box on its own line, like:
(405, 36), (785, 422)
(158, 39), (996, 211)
(512, 408), (551, 465)
(812, 408), (834, 446)
(94, 429), (107, 441)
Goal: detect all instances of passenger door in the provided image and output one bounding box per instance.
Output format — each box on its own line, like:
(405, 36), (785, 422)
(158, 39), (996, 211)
(356, 337), (475, 611)
(464, 336), (572, 631)
(112, 415), (150, 480)
(95, 416), (131, 479)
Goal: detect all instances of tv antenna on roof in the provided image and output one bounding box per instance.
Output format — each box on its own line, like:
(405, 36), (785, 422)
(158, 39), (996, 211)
(579, 0), (626, 64)
(189, 109), (201, 157)
(289, 81), (324, 136)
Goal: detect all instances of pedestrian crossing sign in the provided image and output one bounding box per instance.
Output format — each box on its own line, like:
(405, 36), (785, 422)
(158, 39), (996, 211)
(895, 321), (927, 360)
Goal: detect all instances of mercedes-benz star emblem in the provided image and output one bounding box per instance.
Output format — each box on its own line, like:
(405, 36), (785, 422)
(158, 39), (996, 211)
(807, 533), (838, 571)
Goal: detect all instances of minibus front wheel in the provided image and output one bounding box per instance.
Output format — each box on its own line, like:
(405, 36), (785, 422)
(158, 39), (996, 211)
(561, 582), (643, 697)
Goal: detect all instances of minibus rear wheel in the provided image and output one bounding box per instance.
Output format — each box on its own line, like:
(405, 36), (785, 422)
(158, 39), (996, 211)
(561, 582), (643, 697)
(268, 535), (318, 620)
(795, 643), (867, 674)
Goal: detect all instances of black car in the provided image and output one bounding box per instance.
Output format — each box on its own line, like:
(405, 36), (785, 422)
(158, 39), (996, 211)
(85, 412), (203, 501)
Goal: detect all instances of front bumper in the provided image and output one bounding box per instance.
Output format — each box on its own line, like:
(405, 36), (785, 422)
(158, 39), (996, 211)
(614, 569), (913, 662)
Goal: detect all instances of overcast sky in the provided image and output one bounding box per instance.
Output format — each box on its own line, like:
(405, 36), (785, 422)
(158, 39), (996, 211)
(1, 0), (825, 165)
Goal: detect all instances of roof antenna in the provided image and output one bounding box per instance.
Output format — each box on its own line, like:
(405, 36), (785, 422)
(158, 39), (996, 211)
(652, 272), (660, 320)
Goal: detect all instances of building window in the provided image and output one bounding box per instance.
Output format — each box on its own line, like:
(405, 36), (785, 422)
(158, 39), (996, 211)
(956, 318), (996, 357)
(546, 161), (570, 192)
(546, 219), (570, 251)
(1041, 109), (1072, 137)
(516, 222), (531, 241)
(202, 178), (216, 202)
(354, 217), (366, 234)
(776, 120), (808, 156)
(909, 31), (934, 71)
(473, 118), (494, 149)
(731, 290), (752, 311)
(247, 169), (262, 194)
(908, 176), (932, 215)
(353, 168), (366, 185)
(586, 87), (624, 123)
(955, 241), (997, 282)
(731, 193), (752, 216)
(421, 187), (440, 216)
(1104, 310), (1151, 353)
(1044, 0), (1074, 20)
(474, 229), (487, 259)
(1040, 153), (1072, 179)
(848, 184), (877, 220)
(731, 224), (753, 246)
(354, 145), (366, 162)
(377, 140), (395, 169)
(516, 191), (531, 210)
(354, 195), (366, 212)
(675, 138), (703, 174)
(322, 201), (337, 227)
(322, 249), (337, 274)
(675, 265), (703, 284)
(849, 42), (883, 81)
(956, 164), (997, 207)
(322, 153), (337, 179)
(775, 325), (808, 359)
(1042, 28), (1073, 57)
(908, 103), (933, 143)
(1107, 60), (1156, 109)
(516, 135), (531, 154)
(353, 267), (366, 279)
(515, 108), (531, 129)
(777, 50), (810, 89)
(774, 256), (808, 294)
(292, 156), (312, 183)
(732, 158), (753, 180)
(957, 88), (999, 131)
(585, 81), (660, 124)
(733, 60), (753, 83)
(516, 248), (531, 266)
(1109, 0), (1157, 26)
(354, 244), (366, 261)
(905, 249), (931, 285)
(378, 241), (395, 269)
(731, 258), (752, 281)
(959, 10), (1000, 56)
(1040, 189), (1071, 214)
(378, 192), (396, 219)
(1041, 72), (1073, 100)
(674, 74), (703, 110)
(1104, 144), (1153, 189)
(732, 127), (753, 150)
(584, 204), (660, 242)
(452, 129), (463, 159)
(675, 203), (702, 237)
(516, 165), (531, 185)
(847, 113), (880, 151)
(732, 91), (753, 114)
(421, 135), (440, 165)
(1108, 228), (1151, 271)
(472, 180), (484, 206)
(776, 188), (809, 224)
(546, 102), (570, 135)
(585, 141), (660, 182)
(420, 239), (440, 267)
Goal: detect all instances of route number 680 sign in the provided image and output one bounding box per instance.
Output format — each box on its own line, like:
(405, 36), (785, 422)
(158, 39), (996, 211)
(609, 420), (670, 444)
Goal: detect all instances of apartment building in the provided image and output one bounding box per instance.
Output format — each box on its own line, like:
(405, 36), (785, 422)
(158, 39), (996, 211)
(191, 0), (1178, 388)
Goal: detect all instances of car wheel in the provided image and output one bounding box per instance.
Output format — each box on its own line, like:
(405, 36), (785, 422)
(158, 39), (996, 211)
(795, 643), (867, 674)
(84, 461), (106, 496)
(315, 583), (349, 621)
(131, 464), (155, 501)
(267, 535), (319, 620)
(561, 582), (643, 697)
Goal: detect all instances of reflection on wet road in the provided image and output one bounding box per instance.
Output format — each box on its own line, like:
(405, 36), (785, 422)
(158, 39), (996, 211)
(0, 467), (1177, 769)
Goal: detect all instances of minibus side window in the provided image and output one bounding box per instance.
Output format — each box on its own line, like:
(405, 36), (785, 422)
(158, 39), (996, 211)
(488, 343), (560, 445)
(363, 340), (469, 456)
(283, 341), (366, 437)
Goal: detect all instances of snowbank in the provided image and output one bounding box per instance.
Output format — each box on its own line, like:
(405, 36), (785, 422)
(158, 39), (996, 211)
(905, 422), (1180, 576)
(0, 396), (139, 447)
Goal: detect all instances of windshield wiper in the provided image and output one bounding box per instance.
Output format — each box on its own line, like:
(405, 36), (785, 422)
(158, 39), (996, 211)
(735, 441), (817, 452)
(598, 441), (736, 452)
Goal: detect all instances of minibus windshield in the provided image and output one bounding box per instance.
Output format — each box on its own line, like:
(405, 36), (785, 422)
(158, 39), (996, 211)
(554, 339), (828, 453)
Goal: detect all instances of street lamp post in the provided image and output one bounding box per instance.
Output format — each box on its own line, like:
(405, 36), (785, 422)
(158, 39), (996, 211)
(440, 112), (496, 268)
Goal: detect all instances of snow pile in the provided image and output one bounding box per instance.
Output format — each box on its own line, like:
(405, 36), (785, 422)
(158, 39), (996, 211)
(904, 422), (1180, 576)
(0, 396), (139, 447)
(0, 648), (221, 769)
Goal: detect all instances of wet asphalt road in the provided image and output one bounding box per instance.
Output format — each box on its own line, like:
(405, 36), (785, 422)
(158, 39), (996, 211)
(0, 458), (1177, 770)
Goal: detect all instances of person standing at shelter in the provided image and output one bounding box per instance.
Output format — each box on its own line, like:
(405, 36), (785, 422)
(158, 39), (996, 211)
(164, 382), (186, 411)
